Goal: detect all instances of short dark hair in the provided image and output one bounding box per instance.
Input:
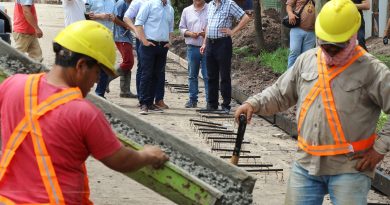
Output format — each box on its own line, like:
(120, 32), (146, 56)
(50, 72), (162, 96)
(53, 42), (97, 68)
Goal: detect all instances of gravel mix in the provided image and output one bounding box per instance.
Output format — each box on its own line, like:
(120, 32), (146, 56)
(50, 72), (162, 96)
(107, 113), (253, 205)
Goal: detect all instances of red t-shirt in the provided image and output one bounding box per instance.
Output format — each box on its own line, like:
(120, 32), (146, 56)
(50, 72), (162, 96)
(13, 0), (38, 34)
(0, 74), (122, 204)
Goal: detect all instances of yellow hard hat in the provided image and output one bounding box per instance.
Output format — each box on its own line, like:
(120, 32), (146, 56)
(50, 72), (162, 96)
(54, 20), (117, 76)
(315, 0), (361, 43)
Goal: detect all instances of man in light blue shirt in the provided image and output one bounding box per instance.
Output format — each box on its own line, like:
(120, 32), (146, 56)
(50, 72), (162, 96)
(85, 0), (115, 98)
(135, 0), (174, 114)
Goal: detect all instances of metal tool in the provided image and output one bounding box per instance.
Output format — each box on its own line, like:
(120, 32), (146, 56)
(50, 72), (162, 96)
(230, 114), (247, 165)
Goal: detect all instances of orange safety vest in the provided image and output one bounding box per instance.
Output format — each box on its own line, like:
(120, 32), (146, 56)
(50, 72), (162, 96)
(297, 46), (377, 156)
(0, 73), (93, 205)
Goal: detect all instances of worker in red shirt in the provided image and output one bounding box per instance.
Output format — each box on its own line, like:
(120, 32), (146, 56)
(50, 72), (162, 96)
(0, 20), (168, 205)
(13, 0), (43, 62)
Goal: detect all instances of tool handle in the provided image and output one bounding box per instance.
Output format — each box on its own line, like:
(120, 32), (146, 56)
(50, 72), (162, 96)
(231, 114), (247, 165)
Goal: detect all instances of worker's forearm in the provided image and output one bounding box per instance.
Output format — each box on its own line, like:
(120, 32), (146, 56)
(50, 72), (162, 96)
(101, 146), (155, 173)
(232, 14), (250, 35)
(123, 17), (136, 32)
(22, 6), (39, 30)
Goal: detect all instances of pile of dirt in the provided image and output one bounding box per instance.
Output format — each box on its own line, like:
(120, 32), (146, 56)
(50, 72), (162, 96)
(232, 10), (281, 52)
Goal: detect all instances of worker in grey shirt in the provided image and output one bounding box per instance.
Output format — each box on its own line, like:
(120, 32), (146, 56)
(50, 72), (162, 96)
(235, 0), (389, 204)
(179, 0), (208, 108)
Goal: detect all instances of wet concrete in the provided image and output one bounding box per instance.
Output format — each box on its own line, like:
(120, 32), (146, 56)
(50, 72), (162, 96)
(107, 113), (253, 205)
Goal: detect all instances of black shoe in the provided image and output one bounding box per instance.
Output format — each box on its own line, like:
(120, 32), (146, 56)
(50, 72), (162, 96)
(139, 105), (148, 115)
(221, 105), (231, 114)
(185, 100), (197, 108)
(206, 104), (218, 110)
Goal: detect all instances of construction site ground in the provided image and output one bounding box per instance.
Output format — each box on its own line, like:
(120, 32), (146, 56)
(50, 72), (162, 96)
(1, 2), (389, 204)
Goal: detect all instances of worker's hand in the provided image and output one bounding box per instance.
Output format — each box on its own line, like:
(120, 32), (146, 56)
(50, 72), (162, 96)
(353, 148), (385, 172)
(220, 28), (233, 36)
(142, 145), (169, 169)
(200, 44), (206, 55)
(234, 103), (254, 124)
(142, 40), (155, 47)
(164, 43), (170, 48)
(35, 27), (43, 38)
(288, 11), (299, 25)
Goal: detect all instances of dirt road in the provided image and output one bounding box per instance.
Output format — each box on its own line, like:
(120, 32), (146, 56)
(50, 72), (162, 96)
(2, 2), (388, 204)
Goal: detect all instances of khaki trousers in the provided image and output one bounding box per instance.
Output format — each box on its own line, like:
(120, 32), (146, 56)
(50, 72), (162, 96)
(12, 32), (43, 62)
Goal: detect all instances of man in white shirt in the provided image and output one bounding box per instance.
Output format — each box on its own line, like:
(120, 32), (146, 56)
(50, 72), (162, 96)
(62, 0), (86, 27)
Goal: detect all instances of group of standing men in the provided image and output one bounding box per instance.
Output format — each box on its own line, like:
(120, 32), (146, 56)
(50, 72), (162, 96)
(12, 0), (252, 115)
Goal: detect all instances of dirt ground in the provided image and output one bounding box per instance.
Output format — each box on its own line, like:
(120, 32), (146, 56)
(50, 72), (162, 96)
(2, 2), (389, 204)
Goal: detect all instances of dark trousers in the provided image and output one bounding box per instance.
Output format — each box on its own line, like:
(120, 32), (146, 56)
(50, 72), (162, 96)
(357, 23), (367, 51)
(138, 43), (168, 106)
(136, 39), (142, 100)
(205, 37), (232, 109)
(95, 70), (108, 98)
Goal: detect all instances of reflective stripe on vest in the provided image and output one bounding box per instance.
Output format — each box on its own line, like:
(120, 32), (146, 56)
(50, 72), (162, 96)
(297, 47), (377, 156)
(0, 73), (89, 204)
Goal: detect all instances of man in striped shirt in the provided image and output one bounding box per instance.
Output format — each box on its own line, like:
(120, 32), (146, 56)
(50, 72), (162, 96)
(200, 0), (250, 112)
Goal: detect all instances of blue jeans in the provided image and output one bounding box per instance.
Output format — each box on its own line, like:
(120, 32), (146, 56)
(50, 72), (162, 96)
(138, 43), (168, 106)
(287, 27), (316, 68)
(285, 162), (371, 205)
(95, 70), (108, 98)
(187, 45), (208, 103)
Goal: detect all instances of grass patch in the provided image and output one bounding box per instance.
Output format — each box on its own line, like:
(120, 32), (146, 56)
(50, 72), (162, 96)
(259, 48), (289, 74)
(377, 111), (388, 132)
(233, 46), (251, 56)
(375, 54), (390, 67)
(244, 55), (258, 63)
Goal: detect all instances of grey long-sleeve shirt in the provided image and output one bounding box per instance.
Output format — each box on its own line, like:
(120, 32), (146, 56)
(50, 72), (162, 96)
(246, 47), (390, 177)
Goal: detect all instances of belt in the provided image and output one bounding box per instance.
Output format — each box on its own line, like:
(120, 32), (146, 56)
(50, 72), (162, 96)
(207, 37), (230, 44)
(147, 39), (168, 46)
(187, 44), (201, 47)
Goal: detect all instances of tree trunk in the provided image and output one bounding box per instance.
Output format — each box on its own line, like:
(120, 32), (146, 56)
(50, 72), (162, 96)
(253, 0), (265, 51)
(280, 0), (289, 47)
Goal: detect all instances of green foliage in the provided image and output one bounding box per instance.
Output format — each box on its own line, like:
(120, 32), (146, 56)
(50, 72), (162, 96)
(259, 48), (289, 74)
(375, 54), (390, 67)
(233, 46), (251, 56)
(173, 28), (181, 36)
(244, 55), (258, 63)
(377, 111), (388, 132)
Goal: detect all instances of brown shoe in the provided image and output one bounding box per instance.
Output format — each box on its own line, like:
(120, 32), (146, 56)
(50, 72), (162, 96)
(155, 100), (169, 109)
